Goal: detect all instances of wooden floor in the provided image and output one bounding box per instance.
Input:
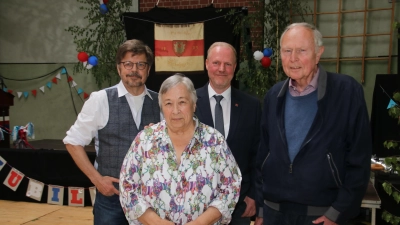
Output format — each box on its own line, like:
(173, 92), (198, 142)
(0, 200), (93, 225)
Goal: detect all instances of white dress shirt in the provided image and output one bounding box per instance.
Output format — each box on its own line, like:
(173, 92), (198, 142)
(208, 84), (231, 138)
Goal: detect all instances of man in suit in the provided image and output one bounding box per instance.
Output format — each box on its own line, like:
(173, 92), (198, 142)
(195, 42), (262, 225)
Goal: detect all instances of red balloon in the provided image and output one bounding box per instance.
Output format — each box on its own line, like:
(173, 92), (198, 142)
(77, 52), (89, 62)
(103, 0), (109, 4)
(261, 56), (271, 68)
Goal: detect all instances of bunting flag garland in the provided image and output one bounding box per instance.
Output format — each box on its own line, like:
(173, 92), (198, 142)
(1, 67), (91, 101)
(77, 88), (84, 95)
(0, 154), (94, 206)
(61, 68), (67, 74)
(71, 81), (77, 88)
(83, 92), (89, 99)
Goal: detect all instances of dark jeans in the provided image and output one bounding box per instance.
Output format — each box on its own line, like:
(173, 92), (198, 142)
(229, 200), (252, 225)
(263, 204), (320, 225)
(93, 191), (128, 225)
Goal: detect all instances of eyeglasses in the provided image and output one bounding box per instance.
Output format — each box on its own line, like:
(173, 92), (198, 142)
(119, 61), (148, 70)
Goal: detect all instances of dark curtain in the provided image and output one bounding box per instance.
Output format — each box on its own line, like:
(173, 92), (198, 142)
(370, 74), (400, 157)
(122, 5), (244, 91)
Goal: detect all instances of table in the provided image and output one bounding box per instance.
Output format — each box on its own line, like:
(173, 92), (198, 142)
(361, 181), (381, 225)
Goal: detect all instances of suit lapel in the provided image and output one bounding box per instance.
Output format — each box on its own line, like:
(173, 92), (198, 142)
(227, 88), (241, 142)
(196, 85), (214, 127)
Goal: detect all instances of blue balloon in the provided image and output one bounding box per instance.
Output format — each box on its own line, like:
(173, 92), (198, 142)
(263, 48), (273, 57)
(100, 4), (108, 14)
(88, 56), (98, 66)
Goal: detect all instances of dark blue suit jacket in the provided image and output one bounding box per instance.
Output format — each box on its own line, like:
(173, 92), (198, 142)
(195, 84), (261, 202)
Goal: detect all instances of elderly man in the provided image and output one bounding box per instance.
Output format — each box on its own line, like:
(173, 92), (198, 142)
(254, 22), (372, 225)
(195, 42), (261, 225)
(63, 39), (161, 225)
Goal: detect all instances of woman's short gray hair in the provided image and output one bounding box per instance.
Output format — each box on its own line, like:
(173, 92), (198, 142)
(158, 73), (197, 109)
(280, 22), (323, 53)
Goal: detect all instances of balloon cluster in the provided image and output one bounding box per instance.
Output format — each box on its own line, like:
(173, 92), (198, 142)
(100, 0), (109, 14)
(77, 52), (98, 70)
(253, 48), (273, 68)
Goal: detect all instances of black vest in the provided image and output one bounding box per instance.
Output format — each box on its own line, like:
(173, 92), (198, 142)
(97, 87), (160, 183)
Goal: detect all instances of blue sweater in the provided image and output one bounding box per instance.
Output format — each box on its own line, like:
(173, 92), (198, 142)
(285, 91), (318, 162)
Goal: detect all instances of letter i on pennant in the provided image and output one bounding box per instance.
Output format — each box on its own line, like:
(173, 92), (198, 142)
(3, 168), (24, 191)
(68, 187), (85, 207)
(47, 185), (64, 205)
(0, 156), (6, 171)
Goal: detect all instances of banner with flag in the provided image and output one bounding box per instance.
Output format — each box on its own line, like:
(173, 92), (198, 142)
(154, 23), (204, 72)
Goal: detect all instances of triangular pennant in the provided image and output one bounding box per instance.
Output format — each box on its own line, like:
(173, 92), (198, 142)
(77, 88), (84, 95)
(61, 68), (67, 74)
(67, 76), (73, 82)
(56, 73), (61, 80)
(23, 92), (29, 98)
(31, 90), (37, 97)
(2, 87), (7, 92)
(39, 86), (45, 93)
(3, 168), (24, 191)
(7, 89), (13, 94)
(83, 92), (89, 99)
(0, 155), (6, 171)
(71, 81), (77, 88)
(17, 92), (22, 98)
(46, 82), (52, 89)
(387, 99), (397, 109)
(26, 179), (44, 201)
(47, 185), (64, 205)
(52, 77), (58, 84)
(68, 187), (85, 207)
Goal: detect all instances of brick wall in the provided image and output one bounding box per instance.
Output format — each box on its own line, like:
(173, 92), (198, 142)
(139, 0), (257, 12)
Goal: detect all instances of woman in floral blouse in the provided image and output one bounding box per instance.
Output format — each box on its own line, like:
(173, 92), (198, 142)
(119, 74), (242, 225)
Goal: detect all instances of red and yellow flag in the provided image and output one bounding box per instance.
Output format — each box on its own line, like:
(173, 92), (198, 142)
(154, 23), (204, 72)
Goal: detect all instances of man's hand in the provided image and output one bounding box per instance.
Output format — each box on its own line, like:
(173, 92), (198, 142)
(254, 217), (263, 225)
(94, 176), (120, 196)
(313, 215), (338, 225)
(241, 196), (256, 217)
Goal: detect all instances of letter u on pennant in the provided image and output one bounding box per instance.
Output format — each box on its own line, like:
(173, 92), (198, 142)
(3, 168), (24, 191)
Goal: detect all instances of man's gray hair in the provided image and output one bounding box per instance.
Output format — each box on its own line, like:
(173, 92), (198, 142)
(158, 73), (197, 109)
(207, 42), (237, 64)
(280, 22), (324, 53)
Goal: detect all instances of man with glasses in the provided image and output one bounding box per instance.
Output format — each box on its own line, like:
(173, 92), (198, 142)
(63, 39), (161, 225)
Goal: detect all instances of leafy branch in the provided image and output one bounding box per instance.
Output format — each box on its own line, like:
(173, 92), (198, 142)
(66, 0), (132, 88)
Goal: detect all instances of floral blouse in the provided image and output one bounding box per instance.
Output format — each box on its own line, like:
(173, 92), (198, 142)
(119, 118), (242, 225)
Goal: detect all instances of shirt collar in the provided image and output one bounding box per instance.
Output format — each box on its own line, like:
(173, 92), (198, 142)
(117, 80), (153, 100)
(289, 68), (320, 91)
(207, 83), (231, 101)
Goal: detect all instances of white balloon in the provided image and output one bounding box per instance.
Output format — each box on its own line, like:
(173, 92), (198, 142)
(253, 51), (264, 61)
(86, 64), (93, 69)
(83, 61), (88, 66)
